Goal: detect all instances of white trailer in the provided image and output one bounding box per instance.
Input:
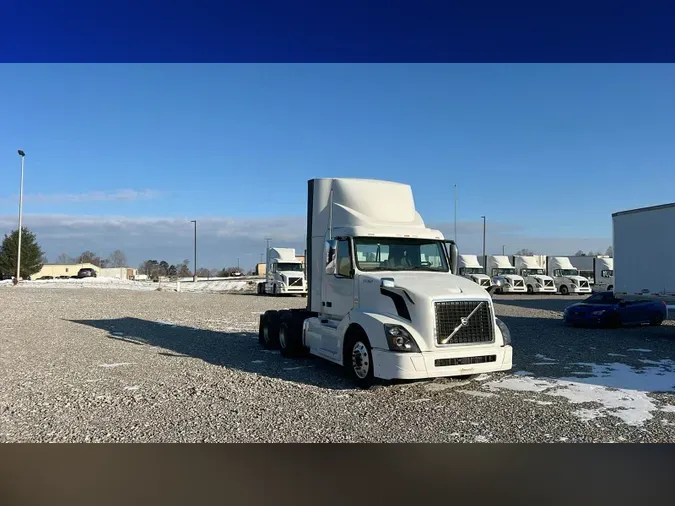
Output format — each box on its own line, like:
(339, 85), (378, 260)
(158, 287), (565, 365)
(613, 202), (675, 308)
(257, 247), (307, 296)
(486, 255), (526, 293)
(457, 254), (491, 288)
(257, 178), (513, 388)
(546, 256), (592, 295)
(511, 255), (556, 294)
(567, 255), (614, 292)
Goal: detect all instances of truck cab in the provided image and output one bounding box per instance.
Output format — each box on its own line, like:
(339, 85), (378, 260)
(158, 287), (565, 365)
(258, 178), (513, 388)
(568, 256), (614, 293)
(486, 255), (526, 293)
(546, 256), (592, 295)
(512, 255), (556, 294)
(457, 254), (491, 288)
(259, 247), (307, 296)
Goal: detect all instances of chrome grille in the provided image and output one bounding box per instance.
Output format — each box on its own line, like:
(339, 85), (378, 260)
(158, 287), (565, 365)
(544, 280), (554, 287)
(580, 280), (589, 288)
(513, 280), (524, 287)
(435, 355), (496, 367)
(288, 277), (303, 287)
(480, 279), (491, 287)
(434, 300), (494, 345)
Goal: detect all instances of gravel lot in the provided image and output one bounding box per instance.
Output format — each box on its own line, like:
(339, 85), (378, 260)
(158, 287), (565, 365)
(1, 287), (675, 442)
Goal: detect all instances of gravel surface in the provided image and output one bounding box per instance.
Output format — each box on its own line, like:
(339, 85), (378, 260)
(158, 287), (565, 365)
(1, 287), (675, 442)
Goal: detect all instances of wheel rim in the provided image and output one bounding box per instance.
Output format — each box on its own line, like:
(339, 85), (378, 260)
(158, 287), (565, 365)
(279, 326), (287, 348)
(263, 324), (270, 343)
(351, 341), (370, 379)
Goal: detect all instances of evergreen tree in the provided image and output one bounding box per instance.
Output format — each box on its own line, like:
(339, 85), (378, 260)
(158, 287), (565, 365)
(0, 228), (45, 280)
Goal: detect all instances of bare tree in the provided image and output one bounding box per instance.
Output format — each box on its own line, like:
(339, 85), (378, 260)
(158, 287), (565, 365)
(177, 260), (191, 278)
(56, 253), (75, 264)
(77, 250), (102, 266)
(107, 249), (128, 268)
(575, 250), (585, 256)
(515, 248), (535, 255)
(605, 246), (614, 256)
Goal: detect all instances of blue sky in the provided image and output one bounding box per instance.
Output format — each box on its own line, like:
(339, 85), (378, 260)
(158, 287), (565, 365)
(1, 64), (674, 268)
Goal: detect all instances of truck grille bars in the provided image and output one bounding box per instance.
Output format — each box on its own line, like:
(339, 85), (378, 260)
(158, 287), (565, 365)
(435, 300), (494, 345)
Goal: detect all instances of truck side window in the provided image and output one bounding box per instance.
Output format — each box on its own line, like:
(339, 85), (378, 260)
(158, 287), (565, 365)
(554, 269), (561, 277)
(336, 239), (353, 278)
(492, 268), (498, 276)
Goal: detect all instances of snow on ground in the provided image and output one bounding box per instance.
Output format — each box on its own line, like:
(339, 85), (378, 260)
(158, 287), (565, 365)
(486, 360), (675, 426)
(1, 277), (256, 293)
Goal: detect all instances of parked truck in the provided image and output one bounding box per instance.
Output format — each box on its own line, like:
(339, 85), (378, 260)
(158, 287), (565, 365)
(257, 247), (307, 296)
(457, 254), (491, 288)
(567, 255), (614, 292)
(546, 256), (592, 295)
(486, 255), (526, 293)
(258, 178), (513, 388)
(511, 255), (556, 294)
(612, 202), (675, 308)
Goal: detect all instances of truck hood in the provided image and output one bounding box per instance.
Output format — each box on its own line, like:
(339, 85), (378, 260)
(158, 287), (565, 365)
(359, 271), (489, 300)
(279, 271), (304, 278)
(357, 271), (494, 350)
(493, 274), (524, 282)
(529, 275), (553, 282)
(566, 276), (588, 283)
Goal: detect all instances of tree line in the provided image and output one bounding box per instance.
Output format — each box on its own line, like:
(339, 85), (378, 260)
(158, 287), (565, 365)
(137, 260), (254, 280)
(54, 249), (129, 268)
(514, 247), (614, 257)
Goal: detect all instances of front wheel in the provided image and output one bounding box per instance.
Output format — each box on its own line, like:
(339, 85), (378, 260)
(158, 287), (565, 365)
(526, 285), (534, 294)
(344, 333), (375, 389)
(650, 314), (664, 327)
(560, 285), (569, 295)
(607, 312), (622, 329)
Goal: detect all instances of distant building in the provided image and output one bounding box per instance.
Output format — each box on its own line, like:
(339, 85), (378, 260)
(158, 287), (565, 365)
(32, 264), (137, 280)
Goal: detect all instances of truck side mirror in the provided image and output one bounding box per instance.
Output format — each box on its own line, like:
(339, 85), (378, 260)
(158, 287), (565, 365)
(445, 240), (459, 275)
(325, 240), (337, 275)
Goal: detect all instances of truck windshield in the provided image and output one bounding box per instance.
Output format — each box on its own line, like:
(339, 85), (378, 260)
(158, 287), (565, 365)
(522, 269), (545, 276)
(602, 270), (614, 278)
(276, 263), (303, 272)
(560, 269), (578, 276)
(460, 267), (485, 275)
(353, 238), (449, 272)
(494, 268), (516, 275)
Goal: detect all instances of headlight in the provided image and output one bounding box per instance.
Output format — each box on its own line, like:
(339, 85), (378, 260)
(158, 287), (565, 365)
(384, 324), (420, 353)
(495, 318), (511, 346)
(570, 279), (577, 286)
(536, 283), (542, 288)
(503, 278), (511, 285)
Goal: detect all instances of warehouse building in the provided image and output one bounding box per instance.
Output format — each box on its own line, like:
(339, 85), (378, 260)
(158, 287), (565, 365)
(33, 264), (137, 280)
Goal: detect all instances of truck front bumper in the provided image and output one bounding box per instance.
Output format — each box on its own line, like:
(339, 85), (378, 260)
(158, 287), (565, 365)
(569, 286), (591, 294)
(501, 285), (527, 293)
(278, 285), (307, 294)
(532, 286), (557, 293)
(371, 345), (513, 380)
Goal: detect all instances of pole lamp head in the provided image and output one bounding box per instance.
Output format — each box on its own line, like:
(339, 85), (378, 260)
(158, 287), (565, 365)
(18, 150), (25, 157)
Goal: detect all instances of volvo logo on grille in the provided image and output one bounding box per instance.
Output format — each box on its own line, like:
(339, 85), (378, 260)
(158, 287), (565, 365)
(460, 317), (469, 326)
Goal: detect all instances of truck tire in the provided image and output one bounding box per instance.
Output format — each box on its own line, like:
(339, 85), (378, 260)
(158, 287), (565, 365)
(607, 285), (613, 291)
(273, 284), (278, 296)
(560, 285), (569, 295)
(259, 311), (281, 349)
(344, 329), (375, 389)
(526, 285), (533, 294)
(279, 320), (304, 357)
(607, 312), (622, 329)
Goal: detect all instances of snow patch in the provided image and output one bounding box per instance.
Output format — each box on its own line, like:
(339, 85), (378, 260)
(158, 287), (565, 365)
(124, 385), (139, 391)
(486, 360), (675, 426)
(524, 398), (553, 406)
(535, 354), (556, 362)
(99, 362), (134, 368)
(608, 353), (626, 357)
(251, 360), (265, 364)
(473, 374), (491, 382)
(474, 435), (489, 443)
(628, 348), (652, 353)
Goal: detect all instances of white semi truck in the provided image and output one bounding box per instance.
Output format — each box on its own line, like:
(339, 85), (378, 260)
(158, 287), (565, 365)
(613, 202), (675, 309)
(567, 255), (614, 292)
(511, 255), (556, 294)
(257, 247), (307, 296)
(545, 256), (592, 295)
(457, 254), (491, 288)
(258, 178), (513, 388)
(486, 255), (526, 293)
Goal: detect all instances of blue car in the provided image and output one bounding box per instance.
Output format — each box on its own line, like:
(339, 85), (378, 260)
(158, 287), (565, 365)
(563, 291), (667, 328)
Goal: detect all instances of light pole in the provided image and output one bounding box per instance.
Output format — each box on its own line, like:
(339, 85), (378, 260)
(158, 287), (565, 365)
(481, 216), (486, 266)
(502, 245), (505, 255)
(454, 184), (457, 243)
(191, 220), (197, 282)
(15, 150), (26, 285)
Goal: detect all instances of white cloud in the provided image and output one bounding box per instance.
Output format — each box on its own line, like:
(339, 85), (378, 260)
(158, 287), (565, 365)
(0, 214), (610, 268)
(0, 189), (164, 204)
